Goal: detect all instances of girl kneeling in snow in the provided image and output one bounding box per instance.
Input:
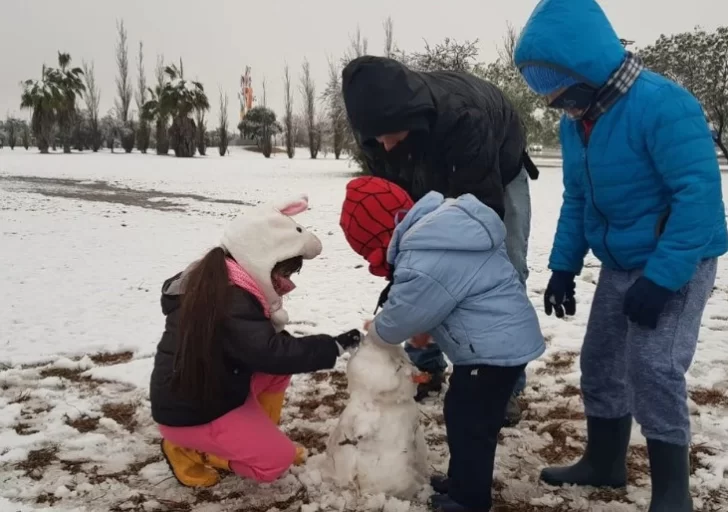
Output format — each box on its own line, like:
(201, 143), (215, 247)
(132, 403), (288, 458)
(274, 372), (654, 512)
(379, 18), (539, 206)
(340, 177), (545, 512)
(150, 196), (361, 488)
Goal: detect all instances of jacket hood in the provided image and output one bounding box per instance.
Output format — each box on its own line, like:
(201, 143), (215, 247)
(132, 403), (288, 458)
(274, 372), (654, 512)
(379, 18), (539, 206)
(160, 270), (187, 316)
(388, 191), (506, 263)
(514, 0), (626, 88)
(342, 56), (435, 139)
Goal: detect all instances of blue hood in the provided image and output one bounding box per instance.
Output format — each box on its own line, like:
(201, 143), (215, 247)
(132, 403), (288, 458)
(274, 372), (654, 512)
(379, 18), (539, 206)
(514, 0), (626, 88)
(387, 191), (505, 263)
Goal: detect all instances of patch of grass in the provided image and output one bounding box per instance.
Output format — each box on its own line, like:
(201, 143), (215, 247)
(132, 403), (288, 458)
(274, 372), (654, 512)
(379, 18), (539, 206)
(690, 443), (716, 474)
(60, 458), (91, 475)
(38, 367), (85, 382)
(426, 432), (448, 447)
(90, 351), (134, 365)
(535, 351), (579, 376)
(286, 427), (328, 454)
(15, 446), (59, 480)
(329, 371), (347, 390)
(541, 405), (585, 421)
(690, 387), (728, 407)
(588, 487), (630, 503)
(320, 390), (348, 415)
(9, 391), (32, 404)
(65, 414), (100, 433)
(293, 397), (322, 419)
(195, 489), (219, 503)
(309, 372), (328, 383)
(561, 384), (581, 397)
(88, 454), (162, 485)
(628, 445), (649, 479)
(536, 422), (584, 464)
(13, 422), (37, 436)
(101, 402), (138, 432)
(35, 493), (61, 506)
(236, 486), (309, 512)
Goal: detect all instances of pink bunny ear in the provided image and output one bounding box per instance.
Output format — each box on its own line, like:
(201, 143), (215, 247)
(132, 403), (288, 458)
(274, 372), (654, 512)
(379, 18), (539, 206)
(277, 195), (309, 216)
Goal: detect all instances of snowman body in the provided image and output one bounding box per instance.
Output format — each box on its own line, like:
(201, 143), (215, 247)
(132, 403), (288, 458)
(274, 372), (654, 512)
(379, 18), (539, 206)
(323, 336), (428, 499)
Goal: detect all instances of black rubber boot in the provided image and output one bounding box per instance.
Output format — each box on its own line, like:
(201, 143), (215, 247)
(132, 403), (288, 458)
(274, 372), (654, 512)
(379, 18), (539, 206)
(430, 474), (450, 494)
(647, 439), (693, 512)
(503, 394), (522, 427)
(540, 415), (632, 487)
(415, 371), (444, 402)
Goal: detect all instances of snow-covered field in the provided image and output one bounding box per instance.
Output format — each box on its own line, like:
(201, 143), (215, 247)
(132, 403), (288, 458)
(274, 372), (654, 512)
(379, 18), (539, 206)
(1, 148), (727, 512)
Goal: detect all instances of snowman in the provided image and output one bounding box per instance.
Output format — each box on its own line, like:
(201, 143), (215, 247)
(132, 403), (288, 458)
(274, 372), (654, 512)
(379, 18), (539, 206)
(322, 332), (429, 499)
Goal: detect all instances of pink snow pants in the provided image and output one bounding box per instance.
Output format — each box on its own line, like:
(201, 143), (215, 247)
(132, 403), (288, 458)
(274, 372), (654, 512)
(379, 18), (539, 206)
(159, 373), (296, 483)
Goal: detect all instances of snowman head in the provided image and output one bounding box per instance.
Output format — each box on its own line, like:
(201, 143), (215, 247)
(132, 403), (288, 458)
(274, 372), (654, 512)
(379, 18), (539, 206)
(346, 336), (418, 404)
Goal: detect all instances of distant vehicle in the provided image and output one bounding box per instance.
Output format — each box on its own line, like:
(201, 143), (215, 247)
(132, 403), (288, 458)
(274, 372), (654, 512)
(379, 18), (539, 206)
(529, 144), (543, 153)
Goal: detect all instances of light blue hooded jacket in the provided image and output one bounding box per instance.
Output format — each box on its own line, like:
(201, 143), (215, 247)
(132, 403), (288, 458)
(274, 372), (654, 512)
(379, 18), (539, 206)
(372, 192), (545, 367)
(514, 0), (727, 292)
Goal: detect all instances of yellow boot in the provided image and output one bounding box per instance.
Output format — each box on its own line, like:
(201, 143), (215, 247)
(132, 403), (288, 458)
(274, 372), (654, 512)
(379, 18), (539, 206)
(293, 444), (308, 466)
(258, 391), (286, 425)
(161, 439), (220, 488)
(201, 452), (231, 472)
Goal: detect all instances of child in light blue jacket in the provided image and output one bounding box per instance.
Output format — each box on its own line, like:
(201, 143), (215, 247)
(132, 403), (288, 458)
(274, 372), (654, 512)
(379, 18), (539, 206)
(340, 176), (545, 512)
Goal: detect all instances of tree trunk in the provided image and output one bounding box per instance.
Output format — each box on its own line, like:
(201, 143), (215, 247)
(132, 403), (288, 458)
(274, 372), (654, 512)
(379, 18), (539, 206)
(717, 138), (728, 162)
(170, 116), (197, 157)
(35, 114), (53, 154)
(156, 118), (169, 155)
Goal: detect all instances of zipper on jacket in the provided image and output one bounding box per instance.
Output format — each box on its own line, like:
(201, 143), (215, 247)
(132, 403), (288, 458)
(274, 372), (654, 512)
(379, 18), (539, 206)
(578, 123), (623, 270)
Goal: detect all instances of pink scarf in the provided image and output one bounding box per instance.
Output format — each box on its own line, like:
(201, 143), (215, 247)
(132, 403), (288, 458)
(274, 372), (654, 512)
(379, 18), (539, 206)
(225, 258), (271, 318)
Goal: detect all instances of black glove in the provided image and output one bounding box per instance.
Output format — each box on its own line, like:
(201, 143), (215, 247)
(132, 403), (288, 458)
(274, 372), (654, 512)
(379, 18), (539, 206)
(544, 271), (577, 318)
(623, 276), (674, 329)
(335, 329), (362, 350)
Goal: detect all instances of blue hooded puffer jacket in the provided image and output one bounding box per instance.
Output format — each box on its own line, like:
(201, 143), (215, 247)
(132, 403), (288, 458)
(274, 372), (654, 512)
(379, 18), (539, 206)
(372, 192), (545, 367)
(514, 0), (727, 291)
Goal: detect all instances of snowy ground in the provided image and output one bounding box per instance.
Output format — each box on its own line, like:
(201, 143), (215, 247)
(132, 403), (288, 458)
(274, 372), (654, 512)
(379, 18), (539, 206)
(1, 148), (727, 512)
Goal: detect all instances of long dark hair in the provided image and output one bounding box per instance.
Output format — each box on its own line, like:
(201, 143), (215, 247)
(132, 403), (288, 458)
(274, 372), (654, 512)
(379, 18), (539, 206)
(172, 246), (230, 406)
(171, 248), (304, 406)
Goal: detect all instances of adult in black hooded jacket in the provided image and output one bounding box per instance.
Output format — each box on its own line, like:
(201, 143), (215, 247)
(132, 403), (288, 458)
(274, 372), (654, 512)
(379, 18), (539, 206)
(342, 56), (536, 422)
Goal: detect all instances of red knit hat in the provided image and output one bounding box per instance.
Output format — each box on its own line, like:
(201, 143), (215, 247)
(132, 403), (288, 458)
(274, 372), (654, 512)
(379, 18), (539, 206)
(340, 176), (414, 278)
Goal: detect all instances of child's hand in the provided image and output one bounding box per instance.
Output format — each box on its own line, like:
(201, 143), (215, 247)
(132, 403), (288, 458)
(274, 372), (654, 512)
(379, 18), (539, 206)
(363, 319), (373, 331)
(409, 333), (432, 349)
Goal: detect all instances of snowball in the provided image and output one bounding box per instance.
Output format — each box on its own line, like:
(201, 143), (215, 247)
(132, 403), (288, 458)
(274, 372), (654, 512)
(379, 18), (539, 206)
(322, 336), (428, 499)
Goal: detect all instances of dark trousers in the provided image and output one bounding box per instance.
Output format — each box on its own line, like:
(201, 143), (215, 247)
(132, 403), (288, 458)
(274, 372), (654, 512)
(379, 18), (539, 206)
(445, 364), (526, 509)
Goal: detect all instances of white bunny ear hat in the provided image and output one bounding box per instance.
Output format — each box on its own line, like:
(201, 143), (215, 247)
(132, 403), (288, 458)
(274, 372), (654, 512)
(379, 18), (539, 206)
(221, 194), (323, 330)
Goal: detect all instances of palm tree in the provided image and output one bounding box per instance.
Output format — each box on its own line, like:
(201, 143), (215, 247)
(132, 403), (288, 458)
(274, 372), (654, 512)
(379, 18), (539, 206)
(142, 63), (209, 157)
(140, 84), (171, 155)
(51, 53), (85, 153)
(20, 65), (62, 154)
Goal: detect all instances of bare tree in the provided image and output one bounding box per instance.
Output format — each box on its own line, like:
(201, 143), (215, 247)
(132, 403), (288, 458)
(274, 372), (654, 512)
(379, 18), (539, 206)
(299, 59), (320, 159)
(218, 87), (229, 156)
(498, 22), (519, 66)
(154, 54), (169, 154)
(283, 63), (295, 158)
(82, 61), (102, 152)
(195, 107), (207, 156)
(260, 78), (273, 158)
(322, 57), (347, 159)
(383, 17), (395, 58)
(115, 19), (134, 152)
(135, 42), (151, 153)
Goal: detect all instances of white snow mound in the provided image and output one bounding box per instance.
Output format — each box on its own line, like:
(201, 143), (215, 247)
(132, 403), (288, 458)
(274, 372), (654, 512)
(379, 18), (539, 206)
(323, 333), (428, 499)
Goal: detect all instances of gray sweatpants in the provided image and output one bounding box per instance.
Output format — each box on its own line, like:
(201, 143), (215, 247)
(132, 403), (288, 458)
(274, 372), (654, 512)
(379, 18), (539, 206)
(580, 258), (717, 446)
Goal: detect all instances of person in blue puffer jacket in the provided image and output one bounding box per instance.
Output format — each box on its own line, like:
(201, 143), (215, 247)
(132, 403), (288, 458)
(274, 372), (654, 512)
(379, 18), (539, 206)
(339, 176), (545, 512)
(514, 1), (728, 511)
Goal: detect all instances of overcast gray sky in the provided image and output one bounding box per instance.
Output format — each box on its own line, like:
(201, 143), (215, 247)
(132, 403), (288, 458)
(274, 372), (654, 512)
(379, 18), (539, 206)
(2, 0), (726, 125)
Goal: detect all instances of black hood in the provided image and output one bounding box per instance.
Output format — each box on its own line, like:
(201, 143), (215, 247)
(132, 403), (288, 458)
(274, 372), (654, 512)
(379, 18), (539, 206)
(160, 271), (185, 316)
(342, 56), (435, 140)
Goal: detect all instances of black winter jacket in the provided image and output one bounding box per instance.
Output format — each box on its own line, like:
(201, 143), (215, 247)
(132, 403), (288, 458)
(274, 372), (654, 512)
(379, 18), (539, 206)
(149, 272), (339, 427)
(342, 56), (536, 219)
